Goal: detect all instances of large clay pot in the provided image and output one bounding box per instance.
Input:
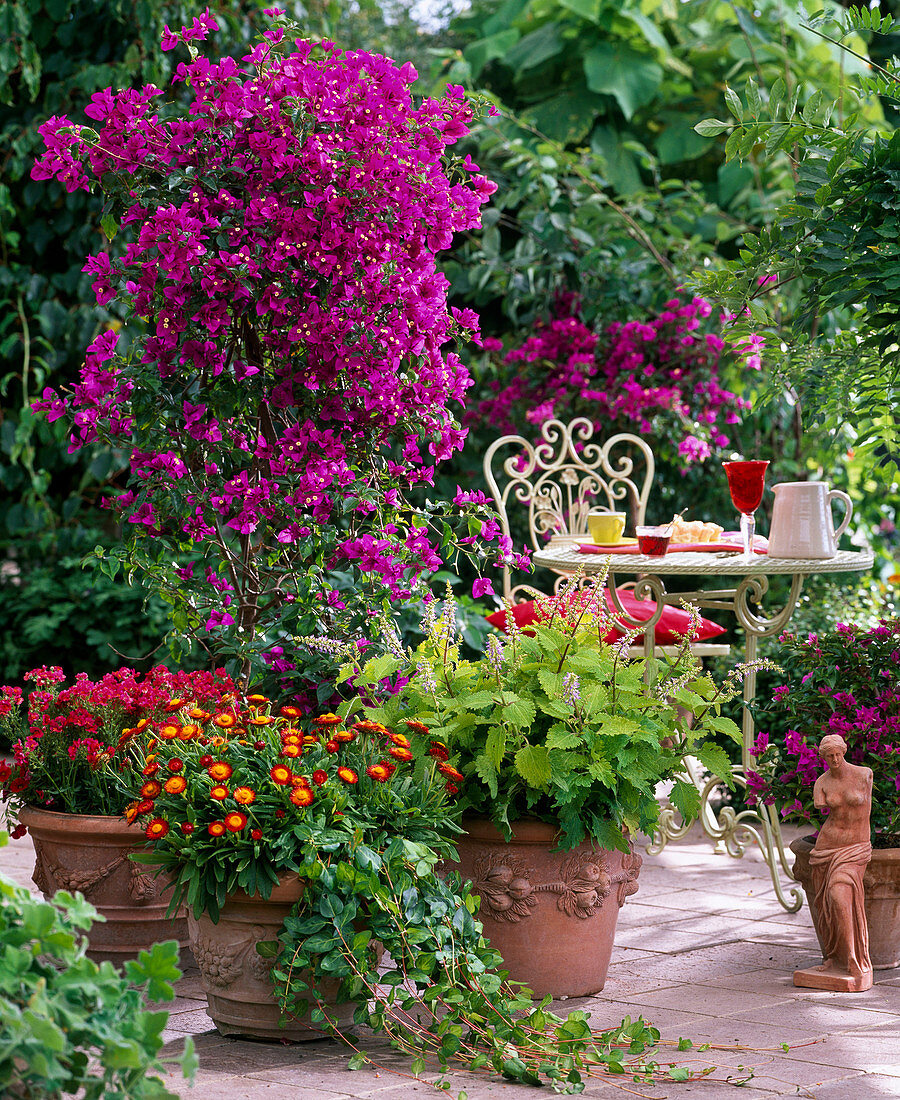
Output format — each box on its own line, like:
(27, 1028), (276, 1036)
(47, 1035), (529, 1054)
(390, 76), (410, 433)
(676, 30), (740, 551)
(452, 818), (641, 997)
(20, 805), (188, 967)
(791, 836), (900, 970)
(188, 874), (358, 1041)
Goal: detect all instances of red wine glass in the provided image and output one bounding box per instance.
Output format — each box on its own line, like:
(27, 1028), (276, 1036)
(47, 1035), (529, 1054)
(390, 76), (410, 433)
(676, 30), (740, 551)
(722, 460), (769, 561)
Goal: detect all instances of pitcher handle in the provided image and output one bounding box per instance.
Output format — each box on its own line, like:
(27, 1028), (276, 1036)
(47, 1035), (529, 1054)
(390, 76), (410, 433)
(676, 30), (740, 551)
(828, 489), (853, 541)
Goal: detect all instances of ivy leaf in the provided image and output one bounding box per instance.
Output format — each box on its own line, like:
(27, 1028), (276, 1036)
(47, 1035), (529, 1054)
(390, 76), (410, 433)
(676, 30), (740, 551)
(514, 744), (551, 788)
(347, 1051), (369, 1070)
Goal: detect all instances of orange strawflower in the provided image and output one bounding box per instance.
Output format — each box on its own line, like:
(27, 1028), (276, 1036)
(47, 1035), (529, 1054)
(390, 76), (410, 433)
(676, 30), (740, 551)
(165, 698), (185, 712)
(164, 776), (187, 795)
(337, 766), (358, 784)
(142, 762), (160, 777)
(405, 720), (429, 735)
(387, 732), (411, 748)
(281, 744), (301, 758)
(280, 705), (301, 719)
(333, 729), (355, 743)
(135, 717), (152, 732)
(213, 713), (237, 728)
(210, 784), (229, 800)
(281, 731), (302, 745)
(366, 763), (393, 783)
(246, 693), (269, 706)
(208, 761), (233, 782)
(210, 735), (228, 747)
(124, 801), (140, 824)
(140, 780), (161, 798)
(224, 811), (248, 832)
(353, 719), (389, 735)
(136, 798), (154, 815)
(233, 787), (256, 805)
(158, 723), (181, 741)
(325, 740), (339, 753)
(291, 775), (310, 788)
(289, 786), (314, 807)
(389, 746), (413, 763)
(314, 713), (342, 725)
(302, 734), (319, 745)
(145, 818), (169, 839)
(188, 708), (211, 721)
(207, 821), (226, 837)
(438, 763), (464, 783)
(270, 765), (292, 785)
(428, 741), (449, 761)
(178, 723), (201, 741)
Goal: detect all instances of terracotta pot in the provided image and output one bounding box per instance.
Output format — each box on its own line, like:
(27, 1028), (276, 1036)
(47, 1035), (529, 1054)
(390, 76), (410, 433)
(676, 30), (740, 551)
(188, 874), (359, 1041)
(19, 805), (188, 967)
(790, 836), (900, 970)
(451, 818), (641, 997)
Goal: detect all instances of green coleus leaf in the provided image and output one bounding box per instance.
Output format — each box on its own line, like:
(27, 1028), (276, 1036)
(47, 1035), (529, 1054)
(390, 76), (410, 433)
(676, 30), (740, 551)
(691, 742), (736, 788)
(514, 744), (551, 788)
(501, 696), (536, 729)
(669, 778), (701, 822)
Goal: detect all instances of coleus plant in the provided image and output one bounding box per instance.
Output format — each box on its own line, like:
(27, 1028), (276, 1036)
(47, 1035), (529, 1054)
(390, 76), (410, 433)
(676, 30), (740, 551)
(30, 9), (514, 697)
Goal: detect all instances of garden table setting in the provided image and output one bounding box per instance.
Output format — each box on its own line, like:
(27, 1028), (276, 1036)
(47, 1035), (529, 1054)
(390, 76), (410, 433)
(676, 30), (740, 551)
(531, 460), (875, 912)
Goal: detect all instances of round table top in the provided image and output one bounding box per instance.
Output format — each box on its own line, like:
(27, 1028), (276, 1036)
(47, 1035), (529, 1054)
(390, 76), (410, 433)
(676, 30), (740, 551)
(531, 544), (875, 577)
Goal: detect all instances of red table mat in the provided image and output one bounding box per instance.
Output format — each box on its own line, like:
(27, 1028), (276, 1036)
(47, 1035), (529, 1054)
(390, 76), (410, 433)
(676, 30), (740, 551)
(576, 541), (768, 555)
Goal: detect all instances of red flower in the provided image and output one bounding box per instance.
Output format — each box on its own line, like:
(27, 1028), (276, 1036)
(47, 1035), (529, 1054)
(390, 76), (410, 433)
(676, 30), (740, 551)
(428, 741), (449, 762)
(437, 763), (464, 783)
(406, 720), (429, 735)
(164, 776), (187, 795)
(312, 770), (328, 786)
(213, 713), (236, 728)
(280, 705), (302, 719)
(337, 766), (358, 785)
(445, 782), (459, 796)
(136, 798), (154, 814)
(199, 755), (214, 767)
(270, 765), (292, 785)
(274, 809), (285, 819)
(353, 719), (389, 735)
(387, 732), (411, 748)
(158, 723), (181, 741)
(289, 786), (314, 807)
(366, 763), (393, 783)
(142, 761), (160, 776)
(167, 758), (184, 772)
(253, 740), (266, 750)
(325, 740), (339, 753)
(208, 761), (232, 782)
(145, 818), (169, 840)
(389, 746), (413, 763)
(209, 784), (229, 800)
(140, 780), (162, 798)
(208, 821), (226, 837)
(314, 712), (342, 725)
(180, 822), (195, 835)
(224, 811), (247, 832)
(333, 729), (355, 743)
(251, 828), (263, 840)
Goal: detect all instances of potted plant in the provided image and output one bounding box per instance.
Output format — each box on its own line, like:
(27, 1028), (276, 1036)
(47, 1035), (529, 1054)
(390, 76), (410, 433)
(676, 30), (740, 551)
(344, 573), (749, 997)
(748, 620), (900, 969)
(0, 662), (234, 964)
(127, 685), (702, 1088)
(29, 10), (506, 701)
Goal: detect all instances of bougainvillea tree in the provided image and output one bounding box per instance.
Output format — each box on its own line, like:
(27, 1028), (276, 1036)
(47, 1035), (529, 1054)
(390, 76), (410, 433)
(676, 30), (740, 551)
(30, 10), (511, 697)
(470, 294), (758, 472)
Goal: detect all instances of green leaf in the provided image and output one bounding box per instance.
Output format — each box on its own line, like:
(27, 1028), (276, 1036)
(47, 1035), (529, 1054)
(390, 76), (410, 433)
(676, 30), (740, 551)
(463, 29), (519, 81)
(484, 725), (506, 770)
(724, 85), (743, 120)
(500, 696), (536, 728)
(694, 118), (732, 137)
(692, 742), (736, 786)
(514, 744), (552, 788)
(347, 1051), (368, 1070)
(583, 44), (662, 121)
(504, 22), (564, 73)
(668, 778), (701, 821)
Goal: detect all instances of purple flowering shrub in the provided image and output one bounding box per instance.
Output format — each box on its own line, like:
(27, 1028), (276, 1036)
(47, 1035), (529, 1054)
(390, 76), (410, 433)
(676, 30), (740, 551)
(748, 622), (900, 838)
(468, 294), (757, 472)
(28, 12), (515, 693)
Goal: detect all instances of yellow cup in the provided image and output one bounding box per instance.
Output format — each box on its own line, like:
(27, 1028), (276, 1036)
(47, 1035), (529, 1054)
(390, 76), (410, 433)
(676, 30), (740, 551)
(587, 512), (626, 544)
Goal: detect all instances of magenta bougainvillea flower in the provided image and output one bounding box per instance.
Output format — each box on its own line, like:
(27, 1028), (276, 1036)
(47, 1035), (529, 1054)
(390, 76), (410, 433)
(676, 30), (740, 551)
(30, 11), (511, 694)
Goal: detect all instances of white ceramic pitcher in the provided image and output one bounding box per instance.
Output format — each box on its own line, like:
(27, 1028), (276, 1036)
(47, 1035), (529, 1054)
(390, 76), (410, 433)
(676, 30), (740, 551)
(767, 481), (853, 559)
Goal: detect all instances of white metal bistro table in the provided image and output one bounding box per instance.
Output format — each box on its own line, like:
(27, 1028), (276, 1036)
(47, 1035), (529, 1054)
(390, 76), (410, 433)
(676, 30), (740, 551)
(530, 543), (875, 911)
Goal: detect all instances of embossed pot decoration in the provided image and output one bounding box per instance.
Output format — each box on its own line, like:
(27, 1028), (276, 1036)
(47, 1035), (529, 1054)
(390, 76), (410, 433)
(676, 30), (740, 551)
(19, 805), (188, 966)
(452, 817), (641, 997)
(791, 836), (900, 970)
(188, 873), (357, 1041)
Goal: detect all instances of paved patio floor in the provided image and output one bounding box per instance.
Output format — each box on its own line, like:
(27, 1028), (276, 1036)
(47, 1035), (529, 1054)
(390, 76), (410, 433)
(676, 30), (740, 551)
(4, 823), (899, 1098)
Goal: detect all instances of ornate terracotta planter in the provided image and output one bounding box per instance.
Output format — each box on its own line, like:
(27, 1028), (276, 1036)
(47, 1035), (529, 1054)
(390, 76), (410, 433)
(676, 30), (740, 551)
(188, 873), (358, 1041)
(452, 817), (641, 997)
(19, 805), (188, 967)
(791, 836), (900, 970)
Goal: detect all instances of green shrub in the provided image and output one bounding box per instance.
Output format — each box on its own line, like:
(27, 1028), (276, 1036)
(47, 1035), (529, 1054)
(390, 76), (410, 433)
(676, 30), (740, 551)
(0, 833), (196, 1099)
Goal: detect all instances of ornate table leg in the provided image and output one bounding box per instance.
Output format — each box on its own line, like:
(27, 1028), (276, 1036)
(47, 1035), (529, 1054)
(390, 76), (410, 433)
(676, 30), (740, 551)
(648, 572), (807, 912)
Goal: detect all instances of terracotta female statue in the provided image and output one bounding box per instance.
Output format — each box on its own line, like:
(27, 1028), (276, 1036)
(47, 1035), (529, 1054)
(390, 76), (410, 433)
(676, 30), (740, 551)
(793, 733), (874, 992)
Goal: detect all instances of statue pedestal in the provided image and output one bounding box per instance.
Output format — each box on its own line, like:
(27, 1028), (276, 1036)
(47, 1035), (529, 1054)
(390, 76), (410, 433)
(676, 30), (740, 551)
(793, 965), (873, 993)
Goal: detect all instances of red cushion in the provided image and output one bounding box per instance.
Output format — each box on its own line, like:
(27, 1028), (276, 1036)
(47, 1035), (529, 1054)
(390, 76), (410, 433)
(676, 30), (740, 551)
(485, 587), (726, 644)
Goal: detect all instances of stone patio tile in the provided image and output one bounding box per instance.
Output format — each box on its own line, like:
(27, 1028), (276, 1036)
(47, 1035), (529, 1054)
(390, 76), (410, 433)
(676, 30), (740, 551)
(180, 1075), (355, 1098)
(731, 997), (900, 1034)
(807, 1073), (900, 1097)
(612, 983), (794, 1018)
(778, 1020), (900, 1074)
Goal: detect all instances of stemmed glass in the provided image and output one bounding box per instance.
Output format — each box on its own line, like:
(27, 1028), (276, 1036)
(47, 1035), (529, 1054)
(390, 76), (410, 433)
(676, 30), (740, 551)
(722, 460), (769, 561)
